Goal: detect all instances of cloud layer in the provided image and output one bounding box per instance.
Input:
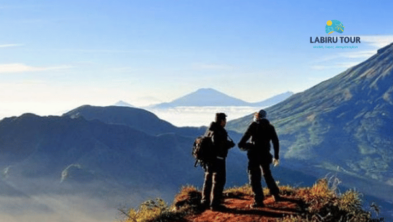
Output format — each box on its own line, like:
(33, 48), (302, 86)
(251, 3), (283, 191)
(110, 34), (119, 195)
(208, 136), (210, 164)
(0, 63), (71, 73)
(0, 44), (23, 48)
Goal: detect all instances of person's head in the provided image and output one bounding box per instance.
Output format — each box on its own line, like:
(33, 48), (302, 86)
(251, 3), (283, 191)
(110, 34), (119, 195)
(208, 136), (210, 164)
(254, 109), (267, 121)
(215, 113), (227, 127)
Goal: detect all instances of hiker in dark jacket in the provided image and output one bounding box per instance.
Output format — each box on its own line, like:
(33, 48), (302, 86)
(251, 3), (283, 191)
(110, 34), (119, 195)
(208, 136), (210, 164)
(238, 109), (280, 208)
(201, 113), (235, 211)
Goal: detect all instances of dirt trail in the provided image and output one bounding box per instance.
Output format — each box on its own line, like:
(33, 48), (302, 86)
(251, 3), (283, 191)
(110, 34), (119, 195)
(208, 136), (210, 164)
(185, 195), (304, 222)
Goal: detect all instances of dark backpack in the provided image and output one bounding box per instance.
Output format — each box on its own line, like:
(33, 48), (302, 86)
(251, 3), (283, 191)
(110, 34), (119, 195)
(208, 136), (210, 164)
(192, 131), (215, 167)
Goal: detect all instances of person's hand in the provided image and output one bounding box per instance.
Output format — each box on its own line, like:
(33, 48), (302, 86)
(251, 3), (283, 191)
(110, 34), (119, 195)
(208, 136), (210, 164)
(273, 158), (279, 167)
(238, 143), (247, 151)
(228, 140), (235, 149)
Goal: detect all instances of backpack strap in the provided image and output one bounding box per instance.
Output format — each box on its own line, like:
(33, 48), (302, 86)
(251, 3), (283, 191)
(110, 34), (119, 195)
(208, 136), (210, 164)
(205, 130), (214, 137)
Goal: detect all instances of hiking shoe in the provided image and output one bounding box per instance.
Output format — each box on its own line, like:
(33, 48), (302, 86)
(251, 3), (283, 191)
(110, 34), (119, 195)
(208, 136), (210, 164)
(210, 205), (226, 211)
(272, 194), (281, 202)
(250, 202), (265, 208)
(199, 202), (209, 211)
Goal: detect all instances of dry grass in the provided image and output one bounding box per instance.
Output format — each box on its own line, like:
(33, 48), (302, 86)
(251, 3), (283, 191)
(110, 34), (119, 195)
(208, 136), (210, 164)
(223, 184), (253, 197)
(280, 178), (384, 222)
(119, 178), (384, 222)
(120, 185), (201, 222)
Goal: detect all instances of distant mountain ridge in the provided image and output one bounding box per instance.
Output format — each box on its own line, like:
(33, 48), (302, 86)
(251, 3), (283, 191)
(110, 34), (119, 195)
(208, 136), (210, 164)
(63, 105), (179, 135)
(114, 100), (134, 107)
(63, 105), (205, 136)
(0, 106), (245, 216)
(0, 105), (318, 209)
(0, 110), (209, 206)
(151, 88), (293, 108)
(251, 91), (294, 107)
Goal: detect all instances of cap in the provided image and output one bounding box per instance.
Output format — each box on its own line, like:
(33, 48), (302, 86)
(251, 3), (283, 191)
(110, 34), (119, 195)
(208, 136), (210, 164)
(258, 109), (267, 119)
(215, 113), (227, 122)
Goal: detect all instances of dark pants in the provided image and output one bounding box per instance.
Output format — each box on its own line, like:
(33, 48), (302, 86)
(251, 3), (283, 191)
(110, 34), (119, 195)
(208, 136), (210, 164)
(248, 160), (279, 203)
(201, 158), (226, 207)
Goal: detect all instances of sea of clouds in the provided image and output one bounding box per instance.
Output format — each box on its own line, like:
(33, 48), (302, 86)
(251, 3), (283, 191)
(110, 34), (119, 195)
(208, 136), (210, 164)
(147, 106), (264, 127)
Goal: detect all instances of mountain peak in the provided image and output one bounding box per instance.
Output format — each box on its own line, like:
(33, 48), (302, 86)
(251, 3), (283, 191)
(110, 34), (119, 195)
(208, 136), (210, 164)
(18, 113), (40, 119)
(63, 105), (180, 135)
(195, 88), (219, 93)
(114, 100), (133, 107)
(192, 88), (228, 96)
(153, 88), (250, 107)
(377, 42), (393, 54)
(151, 89), (294, 108)
(10, 113), (42, 122)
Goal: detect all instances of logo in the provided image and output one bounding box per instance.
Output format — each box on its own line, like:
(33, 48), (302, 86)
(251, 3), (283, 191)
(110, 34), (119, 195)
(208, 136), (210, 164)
(325, 20), (344, 35)
(310, 20), (360, 47)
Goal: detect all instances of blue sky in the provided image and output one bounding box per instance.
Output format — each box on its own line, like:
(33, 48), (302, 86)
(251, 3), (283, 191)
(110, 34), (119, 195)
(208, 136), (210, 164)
(1, 0), (393, 117)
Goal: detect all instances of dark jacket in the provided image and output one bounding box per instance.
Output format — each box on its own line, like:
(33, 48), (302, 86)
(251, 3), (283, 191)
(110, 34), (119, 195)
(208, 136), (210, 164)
(206, 122), (234, 158)
(238, 118), (279, 160)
